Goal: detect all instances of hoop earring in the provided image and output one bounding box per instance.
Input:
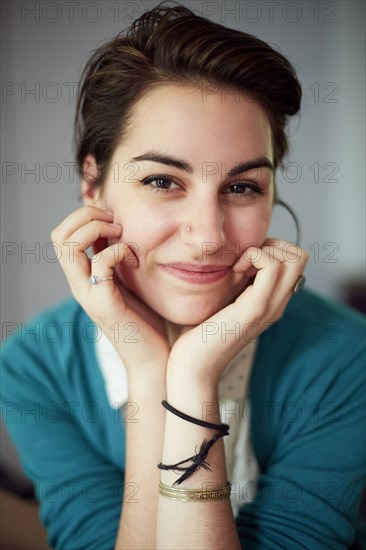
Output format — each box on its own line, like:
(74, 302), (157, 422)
(273, 198), (301, 246)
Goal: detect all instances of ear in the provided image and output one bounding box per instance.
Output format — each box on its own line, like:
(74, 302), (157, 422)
(81, 154), (104, 206)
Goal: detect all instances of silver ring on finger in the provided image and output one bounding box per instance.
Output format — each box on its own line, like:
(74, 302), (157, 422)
(293, 274), (305, 294)
(89, 275), (113, 285)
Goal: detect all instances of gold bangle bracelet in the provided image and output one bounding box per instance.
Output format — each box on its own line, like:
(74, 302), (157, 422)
(159, 481), (231, 502)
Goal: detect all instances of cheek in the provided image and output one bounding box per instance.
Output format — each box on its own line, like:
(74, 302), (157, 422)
(228, 205), (271, 252)
(111, 203), (174, 261)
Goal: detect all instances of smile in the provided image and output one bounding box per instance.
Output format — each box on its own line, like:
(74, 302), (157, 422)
(160, 263), (230, 284)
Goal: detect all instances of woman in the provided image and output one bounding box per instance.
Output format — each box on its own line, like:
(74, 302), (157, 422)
(1, 3), (365, 549)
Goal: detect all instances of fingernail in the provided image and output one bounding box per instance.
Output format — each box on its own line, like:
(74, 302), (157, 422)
(111, 223), (122, 229)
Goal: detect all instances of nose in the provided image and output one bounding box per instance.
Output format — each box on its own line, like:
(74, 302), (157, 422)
(181, 195), (226, 252)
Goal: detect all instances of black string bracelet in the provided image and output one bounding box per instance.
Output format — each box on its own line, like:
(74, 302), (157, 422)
(161, 400), (229, 431)
(157, 400), (230, 486)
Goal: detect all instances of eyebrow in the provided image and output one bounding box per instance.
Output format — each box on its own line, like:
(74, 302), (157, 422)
(130, 151), (274, 178)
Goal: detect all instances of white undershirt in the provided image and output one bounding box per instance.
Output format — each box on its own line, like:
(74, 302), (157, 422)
(95, 334), (259, 516)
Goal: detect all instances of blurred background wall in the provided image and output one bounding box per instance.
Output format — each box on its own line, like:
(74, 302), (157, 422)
(1, 0), (365, 485)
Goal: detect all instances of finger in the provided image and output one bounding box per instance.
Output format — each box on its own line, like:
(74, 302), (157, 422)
(68, 220), (122, 255)
(91, 242), (139, 277)
(259, 242), (308, 317)
(71, 241), (135, 303)
(51, 205), (114, 242)
(56, 222), (122, 295)
(235, 246), (282, 309)
(233, 239), (302, 269)
(83, 243), (137, 324)
(86, 243), (138, 310)
(261, 240), (308, 274)
(270, 248), (308, 299)
(59, 221), (121, 271)
(260, 244), (305, 273)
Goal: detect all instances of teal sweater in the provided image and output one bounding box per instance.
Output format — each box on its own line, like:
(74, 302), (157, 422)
(1, 289), (365, 549)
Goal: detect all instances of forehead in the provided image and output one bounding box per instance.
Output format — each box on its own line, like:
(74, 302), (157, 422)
(117, 83), (272, 165)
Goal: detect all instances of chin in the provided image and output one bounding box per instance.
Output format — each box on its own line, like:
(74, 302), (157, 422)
(162, 308), (216, 326)
(152, 292), (238, 326)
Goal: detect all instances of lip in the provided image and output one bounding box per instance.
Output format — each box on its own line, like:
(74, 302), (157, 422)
(160, 263), (231, 284)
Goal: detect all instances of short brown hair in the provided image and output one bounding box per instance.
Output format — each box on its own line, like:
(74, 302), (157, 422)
(74, 1), (301, 196)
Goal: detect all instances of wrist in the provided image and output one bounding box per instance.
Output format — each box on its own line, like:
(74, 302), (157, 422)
(127, 364), (167, 398)
(166, 364), (220, 422)
(167, 357), (219, 393)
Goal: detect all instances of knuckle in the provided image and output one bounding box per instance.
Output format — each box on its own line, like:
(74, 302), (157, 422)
(109, 242), (126, 259)
(50, 228), (59, 242)
(84, 204), (101, 216)
(275, 304), (286, 321)
(268, 259), (280, 272)
(273, 311), (283, 323)
(245, 246), (259, 260)
(302, 249), (310, 262)
(91, 252), (102, 264)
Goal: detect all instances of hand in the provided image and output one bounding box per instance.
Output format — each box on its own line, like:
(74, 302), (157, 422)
(167, 238), (309, 387)
(51, 205), (170, 374)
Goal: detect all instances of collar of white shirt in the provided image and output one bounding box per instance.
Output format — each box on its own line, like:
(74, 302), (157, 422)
(94, 331), (257, 411)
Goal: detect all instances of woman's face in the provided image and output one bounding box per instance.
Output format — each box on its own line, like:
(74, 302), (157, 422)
(89, 84), (274, 325)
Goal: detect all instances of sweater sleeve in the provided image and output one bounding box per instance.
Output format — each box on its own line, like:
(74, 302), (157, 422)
(0, 308), (125, 550)
(235, 322), (366, 549)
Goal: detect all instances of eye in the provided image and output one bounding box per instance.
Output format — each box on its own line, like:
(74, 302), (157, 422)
(139, 175), (181, 191)
(223, 182), (263, 196)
